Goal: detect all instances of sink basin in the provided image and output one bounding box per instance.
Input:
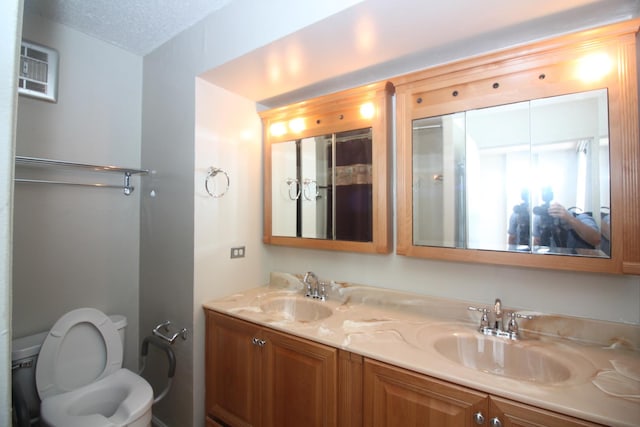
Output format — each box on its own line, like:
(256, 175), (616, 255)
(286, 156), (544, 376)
(433, 333), (574, 383)
(260, 296), (333, 322)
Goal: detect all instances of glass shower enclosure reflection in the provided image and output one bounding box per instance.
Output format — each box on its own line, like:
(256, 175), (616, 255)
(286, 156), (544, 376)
(272, 128), (373, 242)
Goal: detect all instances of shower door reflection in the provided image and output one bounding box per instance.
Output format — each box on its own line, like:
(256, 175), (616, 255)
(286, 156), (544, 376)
(271, 128), (373, 242)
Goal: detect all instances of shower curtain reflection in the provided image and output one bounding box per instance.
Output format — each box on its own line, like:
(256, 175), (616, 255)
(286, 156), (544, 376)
(327, 128), (373, 242)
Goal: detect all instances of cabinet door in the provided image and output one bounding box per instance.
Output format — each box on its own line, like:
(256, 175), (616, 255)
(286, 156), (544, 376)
(206, 311), (262, 427)
(262, 328), (338, 427)
(364, 358), (488, 427)
(490, 396), (604, 427)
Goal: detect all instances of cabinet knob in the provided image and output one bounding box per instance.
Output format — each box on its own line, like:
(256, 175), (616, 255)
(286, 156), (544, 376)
(473, 412), (485, 424)
(490, 417), (502, 427)
(251, 337), (266, 347)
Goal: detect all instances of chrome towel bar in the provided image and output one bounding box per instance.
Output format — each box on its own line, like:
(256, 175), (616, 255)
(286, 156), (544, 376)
(14, 155), (149, 196)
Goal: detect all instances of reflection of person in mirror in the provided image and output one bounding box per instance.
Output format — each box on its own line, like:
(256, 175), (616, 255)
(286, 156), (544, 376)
(533, 202), (601, 251)
(508, 189), (530, 246)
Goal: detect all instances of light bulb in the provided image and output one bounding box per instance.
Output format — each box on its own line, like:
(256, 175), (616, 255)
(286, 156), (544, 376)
(288, 118), (306, 133)
(360, 102), (375, 119)
(270, 122), (287, 137)
(576, 52), (612, 83)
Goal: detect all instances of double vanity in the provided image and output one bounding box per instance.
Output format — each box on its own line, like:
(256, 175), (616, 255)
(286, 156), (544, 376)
(204, 273), (640, 427)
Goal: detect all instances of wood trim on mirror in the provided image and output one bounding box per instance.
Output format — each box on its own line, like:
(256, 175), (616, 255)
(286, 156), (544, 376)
(261, 81), (394, 254)
(394, 19), (640, 274)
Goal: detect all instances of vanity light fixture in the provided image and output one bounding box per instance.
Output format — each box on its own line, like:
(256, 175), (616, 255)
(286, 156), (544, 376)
(576, 52), (612, 83)
(288, 118), (306, 133)
(360, 102), (375, 119)
(269, 122), (287, 137)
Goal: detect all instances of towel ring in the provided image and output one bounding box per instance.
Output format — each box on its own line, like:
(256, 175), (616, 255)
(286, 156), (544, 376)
(302, 178), (320, 201)
(205, 167), (229, 198)
(286, 178), (301, 200)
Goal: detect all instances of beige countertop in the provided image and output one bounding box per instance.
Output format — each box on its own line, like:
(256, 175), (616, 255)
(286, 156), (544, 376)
(203, 272), (640, 426)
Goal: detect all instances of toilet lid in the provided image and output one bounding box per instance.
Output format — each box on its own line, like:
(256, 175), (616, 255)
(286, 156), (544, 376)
(36, 308), (123, 399)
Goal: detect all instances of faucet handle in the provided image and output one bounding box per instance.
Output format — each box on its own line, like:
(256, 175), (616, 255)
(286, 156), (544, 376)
(507, 312), (534, 337)
(318, 281), (327, 301)
(516, 313), (534, 321)
(468, 306), (490, 329)
(506, 312), (519, 334)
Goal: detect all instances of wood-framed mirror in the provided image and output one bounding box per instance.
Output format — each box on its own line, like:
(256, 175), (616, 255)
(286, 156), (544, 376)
(395, 19), (640, 274)
(261, 81), (394, 253)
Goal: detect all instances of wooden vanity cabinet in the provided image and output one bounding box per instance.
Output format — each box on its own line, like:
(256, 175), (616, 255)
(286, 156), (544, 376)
(363, 358), (488, 426)
(362, 358), (603, 427)
(489, 396), (603, 427)
(338, 350), (364, 427)
(206, 311), (603, 427)
(205, 310), (338, 427)
(261, 327), (337, 427)
(207, 418), (226, 427)
(206, 310), (261, 427)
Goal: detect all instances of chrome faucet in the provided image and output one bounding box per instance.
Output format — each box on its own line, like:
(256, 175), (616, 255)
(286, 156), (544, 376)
(303, 271), (327, 300)
(468, 298), (532, 340)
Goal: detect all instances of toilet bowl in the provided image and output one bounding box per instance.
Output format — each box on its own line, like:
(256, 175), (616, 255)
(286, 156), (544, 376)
(40, 369), (152, 427)
(35, 308), (153, 427)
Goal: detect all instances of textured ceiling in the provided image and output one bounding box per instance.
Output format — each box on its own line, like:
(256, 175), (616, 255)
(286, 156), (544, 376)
(22, 0), (640, 104)
(23, 0), (234, 55)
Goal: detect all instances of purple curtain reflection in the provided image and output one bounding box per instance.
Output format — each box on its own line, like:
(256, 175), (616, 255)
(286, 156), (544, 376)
(327, 128), (373, 242)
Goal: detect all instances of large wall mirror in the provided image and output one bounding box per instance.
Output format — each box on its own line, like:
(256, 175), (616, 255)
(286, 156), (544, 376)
(262, 82), (393, 253)
(413, 89), (610, 257)
(396, 20), (640, 274)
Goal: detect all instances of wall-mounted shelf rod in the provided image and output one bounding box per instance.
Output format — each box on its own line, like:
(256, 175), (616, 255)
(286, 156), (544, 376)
(15, 156), (149, 196)
(15, 156), (149, 175)
(15, 179), (126, 190)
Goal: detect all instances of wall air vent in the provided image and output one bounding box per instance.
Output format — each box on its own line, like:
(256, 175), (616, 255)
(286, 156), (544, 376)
(18, 40), (58, 102)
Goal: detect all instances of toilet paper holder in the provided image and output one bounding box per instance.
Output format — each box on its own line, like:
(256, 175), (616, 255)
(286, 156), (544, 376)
(152, 321), (188, 344)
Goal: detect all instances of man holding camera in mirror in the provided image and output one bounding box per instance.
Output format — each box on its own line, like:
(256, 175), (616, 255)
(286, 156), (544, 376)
(532, 187), (601, 253)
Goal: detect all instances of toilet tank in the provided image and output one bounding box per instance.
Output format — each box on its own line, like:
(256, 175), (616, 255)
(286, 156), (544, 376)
(11, 330), (49, 423)
(11, 314), (127, 425)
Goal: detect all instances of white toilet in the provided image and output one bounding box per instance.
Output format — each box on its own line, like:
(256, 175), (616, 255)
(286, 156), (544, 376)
(34, 307), (153, 427)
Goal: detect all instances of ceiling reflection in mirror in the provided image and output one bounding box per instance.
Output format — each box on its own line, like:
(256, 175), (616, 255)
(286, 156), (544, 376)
(272, 127), (373, 241)
(412, 89), (610, 258)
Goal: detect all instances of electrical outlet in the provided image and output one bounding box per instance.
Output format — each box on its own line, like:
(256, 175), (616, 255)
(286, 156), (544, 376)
(230, 246), (245, 259)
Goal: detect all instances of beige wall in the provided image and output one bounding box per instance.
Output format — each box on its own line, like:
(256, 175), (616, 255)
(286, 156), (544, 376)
(13, 13), (143, 369)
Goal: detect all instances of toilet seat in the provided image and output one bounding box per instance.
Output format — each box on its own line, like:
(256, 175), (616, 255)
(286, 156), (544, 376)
(40, 368), (153, 427)
(36, 308), (123, 399)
